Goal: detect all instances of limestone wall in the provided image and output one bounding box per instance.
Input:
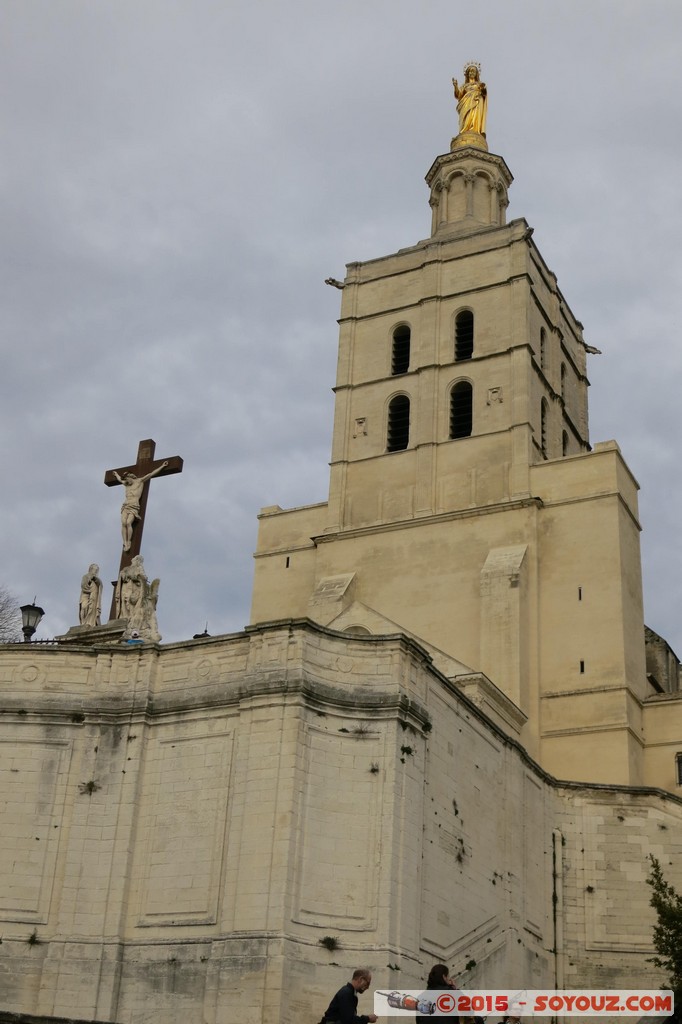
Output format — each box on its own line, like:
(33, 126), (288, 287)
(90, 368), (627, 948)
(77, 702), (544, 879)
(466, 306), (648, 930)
(0, 623), (679, 1024)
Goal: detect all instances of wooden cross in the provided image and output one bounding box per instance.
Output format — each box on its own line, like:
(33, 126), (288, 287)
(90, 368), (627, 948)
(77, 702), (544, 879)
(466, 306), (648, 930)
(104, 439), (183, 620)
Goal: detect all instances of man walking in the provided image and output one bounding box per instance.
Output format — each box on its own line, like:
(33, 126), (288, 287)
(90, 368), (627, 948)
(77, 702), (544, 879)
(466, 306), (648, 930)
(320, 968), (378, 1024)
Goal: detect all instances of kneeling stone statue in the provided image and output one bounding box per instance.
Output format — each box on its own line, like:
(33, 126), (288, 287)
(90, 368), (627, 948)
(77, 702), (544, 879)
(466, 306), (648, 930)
(115, 555), (161, 642)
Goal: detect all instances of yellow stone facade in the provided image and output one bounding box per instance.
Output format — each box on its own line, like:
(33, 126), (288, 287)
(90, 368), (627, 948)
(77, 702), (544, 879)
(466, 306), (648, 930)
(0, 624), (680, 1023)
(251, 142), (682, 795)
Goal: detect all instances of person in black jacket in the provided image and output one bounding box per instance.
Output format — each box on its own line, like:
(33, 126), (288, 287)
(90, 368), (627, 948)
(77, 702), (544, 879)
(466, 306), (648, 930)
(320, 968), (378, 1024)
(416, 963), (457, 1023)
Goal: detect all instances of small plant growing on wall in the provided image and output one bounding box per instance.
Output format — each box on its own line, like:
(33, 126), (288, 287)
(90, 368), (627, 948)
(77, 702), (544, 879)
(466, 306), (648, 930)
(400, 744), (414, 763)
(319, 936), (340, 951)
(646, 854), (682, 1012)
(78, 780), (101, 795)
(369, 762), (380, 774)
(27, 929), (41, 946)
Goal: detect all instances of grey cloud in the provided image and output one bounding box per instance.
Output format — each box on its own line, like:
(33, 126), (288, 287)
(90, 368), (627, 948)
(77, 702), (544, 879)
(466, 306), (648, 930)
(1, 0), (681, 652)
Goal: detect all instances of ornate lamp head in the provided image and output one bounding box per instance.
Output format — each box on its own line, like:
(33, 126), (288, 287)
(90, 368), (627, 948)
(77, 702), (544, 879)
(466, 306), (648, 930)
(20, 601), (44, 642)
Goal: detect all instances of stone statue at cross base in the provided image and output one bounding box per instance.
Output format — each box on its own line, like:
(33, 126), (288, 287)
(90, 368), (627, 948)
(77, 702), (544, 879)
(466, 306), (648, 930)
(79, 564), (103, 627)
(114, 554), (161, 642)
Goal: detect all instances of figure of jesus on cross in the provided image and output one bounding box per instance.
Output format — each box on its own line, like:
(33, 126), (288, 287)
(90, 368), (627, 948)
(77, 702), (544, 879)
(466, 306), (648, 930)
(104, 439), (183, 620)
(114, 462), (169, 552)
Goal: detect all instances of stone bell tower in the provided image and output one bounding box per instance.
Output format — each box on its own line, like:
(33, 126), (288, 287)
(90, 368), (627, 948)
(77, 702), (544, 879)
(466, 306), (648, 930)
(251, 66), (654, 789)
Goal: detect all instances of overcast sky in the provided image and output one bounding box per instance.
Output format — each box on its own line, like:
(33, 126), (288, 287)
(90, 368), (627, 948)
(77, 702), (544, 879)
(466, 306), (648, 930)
(1, 0), (681, 652)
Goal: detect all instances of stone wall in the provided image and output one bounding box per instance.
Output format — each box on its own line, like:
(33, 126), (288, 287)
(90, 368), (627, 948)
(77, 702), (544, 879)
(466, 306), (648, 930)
(0, 622), (679, 1023)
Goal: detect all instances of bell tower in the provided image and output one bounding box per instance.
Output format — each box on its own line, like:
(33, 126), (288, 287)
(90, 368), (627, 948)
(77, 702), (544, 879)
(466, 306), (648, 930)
(251, 67), (648, 788)
(323, 63), (590, 535)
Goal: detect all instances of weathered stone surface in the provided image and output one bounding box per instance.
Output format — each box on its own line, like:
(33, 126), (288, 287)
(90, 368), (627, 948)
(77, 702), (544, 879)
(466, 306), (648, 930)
(0, 621), (679, 1023)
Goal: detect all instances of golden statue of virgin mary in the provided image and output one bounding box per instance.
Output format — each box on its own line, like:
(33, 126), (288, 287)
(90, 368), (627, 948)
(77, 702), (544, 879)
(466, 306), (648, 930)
(452, 61), (488, 146)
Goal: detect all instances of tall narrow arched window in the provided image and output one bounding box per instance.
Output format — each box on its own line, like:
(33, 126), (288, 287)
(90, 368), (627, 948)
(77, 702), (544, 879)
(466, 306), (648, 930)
(455, 310), (474, 361)
(560, 362), (566, 400)
(387, 394), (410, 452)
(391, 325), (410, 375)
(562, 430), (569, 457)
(540, 328), (546, 370)
(540, 399), (548, 458)
(450, 381), (473, 439)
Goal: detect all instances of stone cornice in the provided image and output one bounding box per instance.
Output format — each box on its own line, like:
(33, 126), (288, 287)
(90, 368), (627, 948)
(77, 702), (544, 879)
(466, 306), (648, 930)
(425, 147), (514, 188)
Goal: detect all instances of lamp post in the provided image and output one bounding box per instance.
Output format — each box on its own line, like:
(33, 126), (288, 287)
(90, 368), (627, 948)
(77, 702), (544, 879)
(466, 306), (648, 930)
(20, 602), (44, 643)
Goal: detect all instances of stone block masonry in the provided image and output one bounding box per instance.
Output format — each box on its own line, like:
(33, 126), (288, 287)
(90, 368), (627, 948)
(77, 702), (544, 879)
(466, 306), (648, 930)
(0, 621), (680, 1023)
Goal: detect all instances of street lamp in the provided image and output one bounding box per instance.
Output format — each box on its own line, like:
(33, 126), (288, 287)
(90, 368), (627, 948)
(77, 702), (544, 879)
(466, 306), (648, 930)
(20, 602), (44, 643)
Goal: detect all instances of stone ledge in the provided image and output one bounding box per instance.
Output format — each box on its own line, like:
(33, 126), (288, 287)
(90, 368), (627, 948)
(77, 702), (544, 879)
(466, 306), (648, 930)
(0, 1013), (113, 1024)
(55, 620), (128, 646)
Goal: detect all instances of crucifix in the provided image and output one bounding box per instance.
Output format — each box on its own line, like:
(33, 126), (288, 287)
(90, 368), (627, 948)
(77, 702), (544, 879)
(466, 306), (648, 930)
(104, 438), (183, 620)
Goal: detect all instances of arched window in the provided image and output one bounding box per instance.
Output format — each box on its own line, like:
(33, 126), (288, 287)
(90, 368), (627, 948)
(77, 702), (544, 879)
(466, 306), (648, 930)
(540, 399), (548, 458)
(387, 395), (410, 452)
(562, 430), (569, 457)
(391, 325), (410, 375)
(450, 381), (473, 439)
(455, 310), (474, 361)
(540, 328), (547, 370)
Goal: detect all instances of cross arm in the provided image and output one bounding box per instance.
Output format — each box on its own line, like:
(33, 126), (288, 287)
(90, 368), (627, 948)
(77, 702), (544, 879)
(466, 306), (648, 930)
(104, 455), (183, 487)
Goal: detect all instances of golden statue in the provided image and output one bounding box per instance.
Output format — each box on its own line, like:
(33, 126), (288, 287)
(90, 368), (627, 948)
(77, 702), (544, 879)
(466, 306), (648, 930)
(452, 61), (487, 139)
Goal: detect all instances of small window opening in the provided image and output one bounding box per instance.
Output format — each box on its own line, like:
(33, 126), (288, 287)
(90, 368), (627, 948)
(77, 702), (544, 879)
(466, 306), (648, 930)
(562, 430), (569, 457)
(540, 399), (548, 458)
(455, 310), (474, 361)
(561, 362), (567, 400)
(285, 556), (290, 568)
(391, 325), (411, 375)
(450, 381), (473, 439)
(387, 395), (410, 452)
(580, 660), (585, 674)
(676, 752), (682, 786)
(540, 327), (547, 370)
(578, 587), (582, 601)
